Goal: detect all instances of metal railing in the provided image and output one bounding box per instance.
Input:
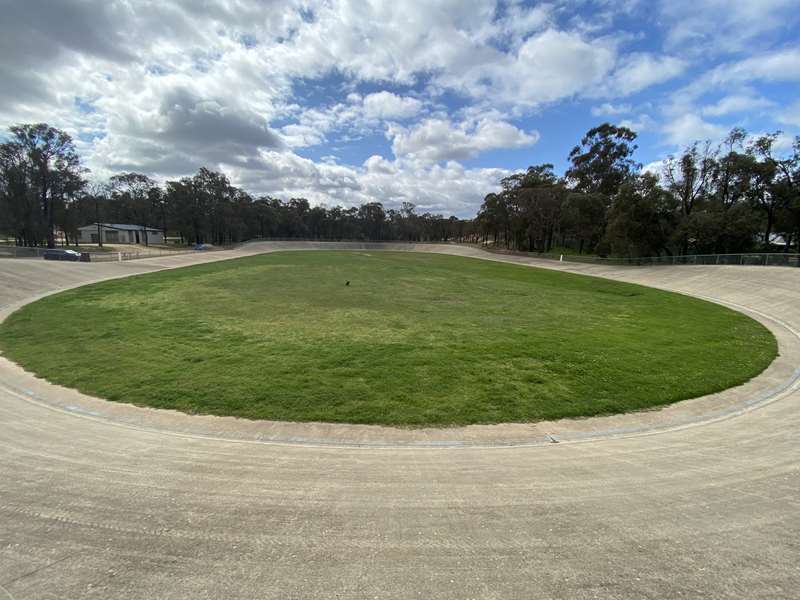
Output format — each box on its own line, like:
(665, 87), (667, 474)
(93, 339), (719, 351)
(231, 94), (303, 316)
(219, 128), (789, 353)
(0, 246), (49, 259)
(87, 248), (200, 262)
(0, 245), (213, 262)
(496, 250), (800, 268)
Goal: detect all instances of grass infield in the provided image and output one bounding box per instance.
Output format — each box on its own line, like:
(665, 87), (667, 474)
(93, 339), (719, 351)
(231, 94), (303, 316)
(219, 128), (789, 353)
(0, 251), (777, 425)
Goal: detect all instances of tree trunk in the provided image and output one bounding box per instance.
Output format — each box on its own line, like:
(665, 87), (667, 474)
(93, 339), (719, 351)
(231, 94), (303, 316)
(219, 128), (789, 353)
(41, 169), (55, 248)
(764, 208), (774, 249)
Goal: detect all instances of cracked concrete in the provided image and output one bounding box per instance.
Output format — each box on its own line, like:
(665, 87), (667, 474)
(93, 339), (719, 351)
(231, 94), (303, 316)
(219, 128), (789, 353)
(1, 242), (798, 599)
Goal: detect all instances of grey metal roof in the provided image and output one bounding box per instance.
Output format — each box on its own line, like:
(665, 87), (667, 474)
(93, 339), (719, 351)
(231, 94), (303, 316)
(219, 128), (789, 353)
(79, 223), (162, 232)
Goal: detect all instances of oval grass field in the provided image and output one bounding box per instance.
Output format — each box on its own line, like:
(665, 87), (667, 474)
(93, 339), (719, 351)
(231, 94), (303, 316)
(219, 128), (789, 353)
(0, 251), (777, 425)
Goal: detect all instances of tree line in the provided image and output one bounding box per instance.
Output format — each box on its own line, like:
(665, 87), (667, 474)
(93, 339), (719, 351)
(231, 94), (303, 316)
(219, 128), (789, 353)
(475, 124), (800, 256)
(0, 123), (471, 248)
(2, 122), (798, 255)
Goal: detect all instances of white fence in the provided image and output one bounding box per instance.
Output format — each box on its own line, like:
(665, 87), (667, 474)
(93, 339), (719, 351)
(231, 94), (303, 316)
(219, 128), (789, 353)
(529, 251), (800, 267)
(89, 248), (199, 262)
(0, 246), (200, 262)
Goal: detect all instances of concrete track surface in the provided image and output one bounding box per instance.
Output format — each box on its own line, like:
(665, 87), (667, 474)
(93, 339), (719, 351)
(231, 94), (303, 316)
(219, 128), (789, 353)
(1, 242), (798, 599)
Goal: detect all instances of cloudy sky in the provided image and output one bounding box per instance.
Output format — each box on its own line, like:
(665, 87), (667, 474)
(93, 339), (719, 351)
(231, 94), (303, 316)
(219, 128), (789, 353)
(2, 0), (798, 217)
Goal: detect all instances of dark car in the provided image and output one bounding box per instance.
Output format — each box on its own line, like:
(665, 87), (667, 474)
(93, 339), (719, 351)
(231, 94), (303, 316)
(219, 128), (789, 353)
(43, 249), (82, 261)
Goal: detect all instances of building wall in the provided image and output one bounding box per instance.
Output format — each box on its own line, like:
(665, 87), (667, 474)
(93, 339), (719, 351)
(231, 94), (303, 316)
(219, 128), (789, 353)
(143, 231), (164, 244)
(78, 228), (164, 245)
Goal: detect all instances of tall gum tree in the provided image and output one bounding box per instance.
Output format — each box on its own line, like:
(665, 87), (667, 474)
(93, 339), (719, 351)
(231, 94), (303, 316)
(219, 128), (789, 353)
(565, 123), (640, 199)
(4, 124), (82, 247)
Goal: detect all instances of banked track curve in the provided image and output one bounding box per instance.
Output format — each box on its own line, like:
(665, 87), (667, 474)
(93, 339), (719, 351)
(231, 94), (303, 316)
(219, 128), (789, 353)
(1, 241), (798, 599)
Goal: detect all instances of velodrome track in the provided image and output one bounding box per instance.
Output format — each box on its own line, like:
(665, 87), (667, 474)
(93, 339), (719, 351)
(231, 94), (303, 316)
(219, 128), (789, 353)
(1, 242), (798, 599)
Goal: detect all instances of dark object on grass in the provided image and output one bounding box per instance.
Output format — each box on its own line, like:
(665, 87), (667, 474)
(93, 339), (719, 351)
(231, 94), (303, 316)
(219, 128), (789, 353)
(345, 280), (350, 286)
(43, 249), (81, 262)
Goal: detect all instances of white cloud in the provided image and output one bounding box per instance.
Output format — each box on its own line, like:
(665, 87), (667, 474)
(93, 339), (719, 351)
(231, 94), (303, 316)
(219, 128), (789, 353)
(388, 117), (538, 162)
(663, 114), (728, 146)
(362, 92), (422, 120)
(709, 48), (800, 85)
(701, 93), (774, 117)
(363, 154), (397, 174)
(660, 0), (800, 55)
(276, 92), (424, 150)
(493, 3), (552, 41)
(280, 0), (500, 85)
(778, 101), (800, 128)
(606, 53), (686, 96)
(650, 46), (800, 150)
(279, 123), (326, 148)
(618, 114), (655, 133)
(591, 103), (632, 116)
(495, 29), (617, 106)
(226, 149), (512, 217)
(642, 159), (666, 177)
(422, 27), (620, 108)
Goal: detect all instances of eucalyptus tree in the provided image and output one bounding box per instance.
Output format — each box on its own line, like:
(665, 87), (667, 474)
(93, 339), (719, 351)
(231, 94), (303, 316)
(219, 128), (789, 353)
(712, 128), (748, 208)
(561, 192), (606, 254)
(475, 192), (510, 246)
(565, 123), (640, 198)
(662, 142), (718, 254)
(1, 124), (84, 247)
(663, 142), (716, 219)
(109, 172), (159, 245)
(601, 173), (677, 258)
(505, 164), (566, 252)
(0, 138), (36, 245)
(748, 132), (800, 249)
(358, 202), (386, 240)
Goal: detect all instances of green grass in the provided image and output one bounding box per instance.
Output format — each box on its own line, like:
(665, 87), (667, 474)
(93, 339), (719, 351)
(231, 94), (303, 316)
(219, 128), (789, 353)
(0, 251), (777, 425)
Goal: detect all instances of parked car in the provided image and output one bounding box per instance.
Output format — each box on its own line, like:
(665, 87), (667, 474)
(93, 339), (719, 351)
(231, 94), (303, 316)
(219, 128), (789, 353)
(43, 249), (82, 261)
(194, 243), (213, 251)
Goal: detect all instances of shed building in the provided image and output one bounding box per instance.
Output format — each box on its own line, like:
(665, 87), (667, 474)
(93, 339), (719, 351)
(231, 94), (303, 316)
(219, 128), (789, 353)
(78, 223), (164, 245)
